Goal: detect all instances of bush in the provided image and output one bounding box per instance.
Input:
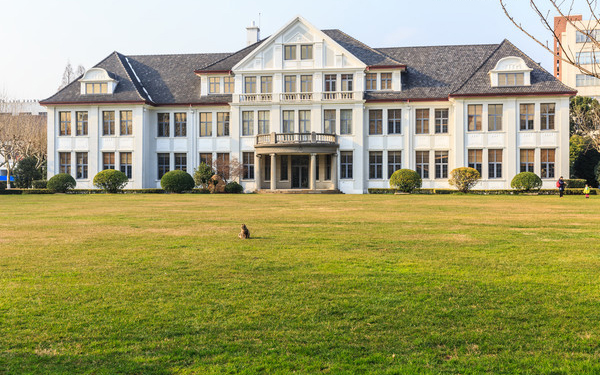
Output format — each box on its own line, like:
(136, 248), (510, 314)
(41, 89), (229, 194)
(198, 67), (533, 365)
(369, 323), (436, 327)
(161, 170), (195, 193)
(193, 163), (215, 189)
(565, 178), (586, 188)
(389, 169), (422, 193)
(93, 169), (129, 193)
(0, 181), (6, 190)
(47, 173), (76, 193)
(448, 167), (481, 193)
(511, 172), (542, 192)
(13, 157), (43, 188)
(596, 161), (600, 187)
(225, 181), (244, 193)
(32, 180), (47, 189)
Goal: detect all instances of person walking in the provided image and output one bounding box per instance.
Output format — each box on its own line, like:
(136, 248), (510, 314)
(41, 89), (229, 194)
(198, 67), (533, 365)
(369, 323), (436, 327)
(584, 184), (591, 199)
(557, 176), (565, 198)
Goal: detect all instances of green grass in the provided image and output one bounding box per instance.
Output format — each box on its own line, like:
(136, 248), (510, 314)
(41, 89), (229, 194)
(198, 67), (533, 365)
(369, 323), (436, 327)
(1, 194), (599, 374)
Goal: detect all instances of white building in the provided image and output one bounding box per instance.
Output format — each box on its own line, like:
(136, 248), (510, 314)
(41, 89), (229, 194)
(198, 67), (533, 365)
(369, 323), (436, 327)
(41, 16), (575, 193)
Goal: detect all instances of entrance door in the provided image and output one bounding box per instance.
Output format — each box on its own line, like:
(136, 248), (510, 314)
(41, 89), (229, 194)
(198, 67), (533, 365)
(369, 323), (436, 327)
(291, 155), (309, 188)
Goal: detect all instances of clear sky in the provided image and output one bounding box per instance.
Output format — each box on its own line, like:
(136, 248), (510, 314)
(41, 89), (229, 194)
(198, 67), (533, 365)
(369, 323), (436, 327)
(0, 0), (569, 100)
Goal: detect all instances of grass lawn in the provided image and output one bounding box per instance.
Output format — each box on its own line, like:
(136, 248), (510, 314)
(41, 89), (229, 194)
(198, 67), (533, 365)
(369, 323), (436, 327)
(0, 193), (599, 374)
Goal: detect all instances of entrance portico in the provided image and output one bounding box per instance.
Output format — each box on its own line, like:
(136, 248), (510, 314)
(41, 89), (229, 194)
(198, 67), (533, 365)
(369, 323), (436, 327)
(254, 132), (339, 192)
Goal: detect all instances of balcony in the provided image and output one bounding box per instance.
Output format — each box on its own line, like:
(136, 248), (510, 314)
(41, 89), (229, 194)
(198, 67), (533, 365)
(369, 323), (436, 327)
(239, 93), (272, 103)
(235, 91), (362, 104)
(255, 132), (338, 154)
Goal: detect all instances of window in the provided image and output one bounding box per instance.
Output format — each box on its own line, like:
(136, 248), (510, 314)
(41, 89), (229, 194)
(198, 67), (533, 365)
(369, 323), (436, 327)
(243, 152), (254, 179)
(257, 111), (269, 134)
(325, 155), (332, 181)
(488, 104), (503, 131)
(59, 152), (71, 174)
(223, 76), (234, 93)
(576, 30), (600, 43)
(388, 109), (402, 134)
(541, 103), (555, 130)
(541, 149), (555, 179)
(468, 104), (482, 131)
(301, 45), (313, 60)
(369, 109), (382, 135)
(301, 75), (312, 92)
(380, 73), (392, 90)
(435, 151), (448, 179)
(498, 73), (524, 86)
(120, 110), (133, 136)
(75, 152), (88, 179)
(576, 51), (600, 65)
(157, 153), (170, 179)
(59, 111), (71, 136)
(199, 112), (212, 137)
(284, 45), (296, 60)
(76, 111), (88, 136)
(324, 110), (336, 134)
(576, 74), (600, 87)
(325, 74), (336, 92)
(520, 104), (534, 130)
(261, 76), (272, 93)
(468, 150), (482, 176)
(341, 151), (353, 179)
(173, 112), (186, 137)
(157, 113), (169, 137)
(244, 76), (256, 93)
(199, 153), (213, 166)
(174, 153), (187, 171)
(217, 112), (230, 136)
(284, 75), (296, 93)
(340, 109), (352, 135)
(216, 153), (229, 179)
(366, 73), (377, 90)
(341, 74), (353, 91)
(488, 149), (503, 179)
(434, 109), (448, 134)
(103, 111), (115, 136)
(120, 152), (132, 179)
(415, 109), (429, 134)
(520, 149), (534, 173)
(264, 156), (271, 181)
(282, 110), (294, 133)
(416, 151), (429, 179)
(242, 111), (254, 136)
(299, 110), (311, 133)
(388, 151), (402, 178)
(103, 152), (115, 170)
(209, 77), (220, 93)
(85, 82), (107, 94)
(280, 155), (288, 181)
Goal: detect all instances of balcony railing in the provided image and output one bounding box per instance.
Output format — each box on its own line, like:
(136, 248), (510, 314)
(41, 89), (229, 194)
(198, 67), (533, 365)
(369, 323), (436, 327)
(256, 132), (337, 145)
(280, 93), (313, 102)
(236, 91), (362, 104)
(239, 93), (272, 102)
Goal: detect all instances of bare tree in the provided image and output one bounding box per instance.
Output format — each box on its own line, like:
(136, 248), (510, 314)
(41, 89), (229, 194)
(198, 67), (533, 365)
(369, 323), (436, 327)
(76, 64), (86, 77)
(213, 156), (244, 183)
(58, 62), (76, 91)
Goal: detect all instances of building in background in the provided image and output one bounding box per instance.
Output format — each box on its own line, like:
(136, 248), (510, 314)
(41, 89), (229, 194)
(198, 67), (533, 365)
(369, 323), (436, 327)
(41, 16), (574, 193)
(554, 15), (600, 98)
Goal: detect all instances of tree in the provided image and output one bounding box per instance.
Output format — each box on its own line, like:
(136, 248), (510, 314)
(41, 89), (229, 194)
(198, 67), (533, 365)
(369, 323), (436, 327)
(13, 157), (43, 188)
(448, 167), (481, 193)
(57, 62), (85, 91)
(193, 162), (215, 189)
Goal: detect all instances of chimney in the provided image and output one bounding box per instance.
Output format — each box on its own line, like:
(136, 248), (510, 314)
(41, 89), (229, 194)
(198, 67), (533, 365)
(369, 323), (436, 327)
(246, 21), (260, 46)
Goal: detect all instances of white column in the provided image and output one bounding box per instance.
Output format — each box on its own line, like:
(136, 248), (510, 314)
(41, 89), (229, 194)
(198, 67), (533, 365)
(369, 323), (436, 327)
(270, 153), (277, 190)
(310, 153), (317, 190)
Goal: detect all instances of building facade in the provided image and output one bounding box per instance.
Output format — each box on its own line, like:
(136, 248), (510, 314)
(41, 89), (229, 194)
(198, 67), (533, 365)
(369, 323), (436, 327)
(42, 17), (575, 193)
(554, 15), (600, 98)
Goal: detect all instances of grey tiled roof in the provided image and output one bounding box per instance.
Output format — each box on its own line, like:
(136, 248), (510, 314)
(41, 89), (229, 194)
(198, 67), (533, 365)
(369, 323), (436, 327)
(196, 39), (265, 72)
(323, 29), (404, 67)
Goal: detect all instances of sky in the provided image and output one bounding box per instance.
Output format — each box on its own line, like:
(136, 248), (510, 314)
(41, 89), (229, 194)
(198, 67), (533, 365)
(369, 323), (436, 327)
(0, 0), (581, 100)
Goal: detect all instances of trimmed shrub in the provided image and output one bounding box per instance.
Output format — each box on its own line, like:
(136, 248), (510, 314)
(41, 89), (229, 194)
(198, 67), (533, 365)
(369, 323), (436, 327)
(47, 173), (76, 193)
(0, 181), (6, 190)
(389, 169), (422, 193)
(193, 163), (215, 189)
(93, 169), (129, 193)
(32, 180), (47, 189)
(448, 167), (481, 193)
(13, 157), (43, 188)
(511, 172), (542, 192)
(161, 170), (195, 193)
(225, 181), (244, 194)
(565, 179), (586, 188)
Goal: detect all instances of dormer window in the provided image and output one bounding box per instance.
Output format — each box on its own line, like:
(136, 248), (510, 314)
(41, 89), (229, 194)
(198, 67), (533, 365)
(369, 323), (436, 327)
(79, 68), (117, 95)
(209, 77), (220, 93)
(490, 56), (532, 87)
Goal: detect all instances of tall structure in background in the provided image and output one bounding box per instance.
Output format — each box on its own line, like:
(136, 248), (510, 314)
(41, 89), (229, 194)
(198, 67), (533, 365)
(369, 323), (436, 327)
(41, 16), (574, 193)
(554, 15), (600, 98)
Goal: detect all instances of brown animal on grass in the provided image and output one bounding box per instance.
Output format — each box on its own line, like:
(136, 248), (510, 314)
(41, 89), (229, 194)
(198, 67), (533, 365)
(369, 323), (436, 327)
(238, 224), (250, 239)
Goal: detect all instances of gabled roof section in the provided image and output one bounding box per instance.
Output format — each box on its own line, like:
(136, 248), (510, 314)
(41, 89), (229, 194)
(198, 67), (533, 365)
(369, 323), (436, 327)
(450, 39), (576, 97)
(322, 29), (404, 68)
(195, 40), (266, 73)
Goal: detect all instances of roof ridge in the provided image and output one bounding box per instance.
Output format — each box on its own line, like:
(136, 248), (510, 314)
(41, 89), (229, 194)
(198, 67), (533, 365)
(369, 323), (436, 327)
(114, 52), (149, 103)
(127, 52), (231, 58)
(449, 42), (503, 95)
(377, 42), (499, 50)
(324, 29), (404, 66)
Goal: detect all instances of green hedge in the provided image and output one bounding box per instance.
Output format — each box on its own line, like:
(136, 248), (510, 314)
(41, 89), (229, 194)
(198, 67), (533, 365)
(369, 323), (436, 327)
(565, 179), (586, 188)
(368, 188), (598, 195)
